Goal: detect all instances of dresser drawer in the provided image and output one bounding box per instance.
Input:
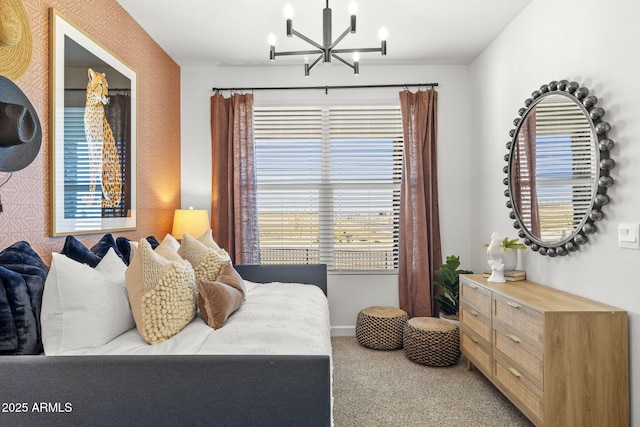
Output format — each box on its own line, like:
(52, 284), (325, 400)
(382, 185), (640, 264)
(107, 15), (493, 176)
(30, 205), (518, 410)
(493, 355), (543, 426)
(493, 326), (543, 389)
(460, 302), (491, 342)
(460, 277), (491, 315)
(461, 331), (491, 377)
(493, 295), (543, 346)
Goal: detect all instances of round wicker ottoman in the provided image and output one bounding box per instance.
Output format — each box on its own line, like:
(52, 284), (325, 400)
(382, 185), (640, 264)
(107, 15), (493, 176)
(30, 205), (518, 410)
(356, 306), (408, 350)
(403, 317), (460, 366)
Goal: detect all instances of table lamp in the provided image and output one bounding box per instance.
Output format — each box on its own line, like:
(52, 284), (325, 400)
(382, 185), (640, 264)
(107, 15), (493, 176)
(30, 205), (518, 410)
(172, 207), (209, 240)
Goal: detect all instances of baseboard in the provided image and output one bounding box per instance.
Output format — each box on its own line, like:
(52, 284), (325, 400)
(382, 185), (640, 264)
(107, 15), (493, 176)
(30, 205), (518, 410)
(331, 326), (355, 337)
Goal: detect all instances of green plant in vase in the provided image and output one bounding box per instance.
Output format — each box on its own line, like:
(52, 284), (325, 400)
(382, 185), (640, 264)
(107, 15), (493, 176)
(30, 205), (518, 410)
(433, 255), (473, 321)
(501, 237), (526, 250)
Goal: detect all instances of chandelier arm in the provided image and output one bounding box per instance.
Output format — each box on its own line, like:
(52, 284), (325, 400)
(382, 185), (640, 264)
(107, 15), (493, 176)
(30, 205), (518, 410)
(307, 54), (324, 73)
(332, 47), (383, 54)
(290, 28), (324, 51)
(275, 49), (323, 57)
(329, 26), (352, 50)
(331, 53), (356, 71)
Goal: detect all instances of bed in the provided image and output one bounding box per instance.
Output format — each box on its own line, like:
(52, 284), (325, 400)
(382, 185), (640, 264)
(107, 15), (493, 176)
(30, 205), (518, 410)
(0, 263), (331, 427)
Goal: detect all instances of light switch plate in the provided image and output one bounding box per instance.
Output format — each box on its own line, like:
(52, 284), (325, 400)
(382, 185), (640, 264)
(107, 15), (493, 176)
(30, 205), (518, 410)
(618, 223), (640, 249)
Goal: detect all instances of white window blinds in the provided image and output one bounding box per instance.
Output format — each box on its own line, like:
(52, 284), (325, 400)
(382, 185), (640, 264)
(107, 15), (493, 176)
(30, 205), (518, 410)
(254, 106), (403, 271)
(534, 100), (597, 242)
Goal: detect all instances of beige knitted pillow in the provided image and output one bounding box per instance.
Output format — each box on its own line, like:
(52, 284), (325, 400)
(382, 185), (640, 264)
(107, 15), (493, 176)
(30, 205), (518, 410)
(125, 238), (197, 344)
(178, 233), (230, 283)
(196, 229), (230, 258)
(154, 234), (182, 262)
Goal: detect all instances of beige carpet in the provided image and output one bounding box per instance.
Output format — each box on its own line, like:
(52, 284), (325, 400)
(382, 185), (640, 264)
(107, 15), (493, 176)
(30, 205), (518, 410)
(331, 336), (534, 427)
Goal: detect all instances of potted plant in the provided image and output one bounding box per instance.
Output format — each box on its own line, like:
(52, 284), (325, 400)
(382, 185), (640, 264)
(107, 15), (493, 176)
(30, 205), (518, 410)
(433, 255), (473, 322)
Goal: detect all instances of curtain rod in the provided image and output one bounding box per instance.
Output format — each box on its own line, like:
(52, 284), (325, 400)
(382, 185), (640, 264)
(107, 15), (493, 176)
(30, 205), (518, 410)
(212, 82), (438, 95)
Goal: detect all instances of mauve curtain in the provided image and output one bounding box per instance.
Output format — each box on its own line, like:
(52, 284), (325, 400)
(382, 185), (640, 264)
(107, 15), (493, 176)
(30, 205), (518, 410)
(398, 89), (441, 318)
(512, 113), (540, 237)
(210, 93), (259, 264)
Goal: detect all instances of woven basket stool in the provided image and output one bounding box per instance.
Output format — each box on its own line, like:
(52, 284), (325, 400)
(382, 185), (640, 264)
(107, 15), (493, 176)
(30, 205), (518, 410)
(356, 306), (408, 350)
(403, 317), (460, 366)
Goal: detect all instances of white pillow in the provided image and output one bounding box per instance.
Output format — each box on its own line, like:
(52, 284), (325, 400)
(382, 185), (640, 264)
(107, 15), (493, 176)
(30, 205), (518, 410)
(41, 249), (135, 355)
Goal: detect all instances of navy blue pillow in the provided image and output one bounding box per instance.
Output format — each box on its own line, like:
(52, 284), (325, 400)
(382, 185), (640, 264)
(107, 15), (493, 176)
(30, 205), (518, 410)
(116, 236), (160, 266)
(146, 235), (160, 249)
(0, 267), (38, 355)
(60, 235), (103, 267)
(90, 233), (125, 263)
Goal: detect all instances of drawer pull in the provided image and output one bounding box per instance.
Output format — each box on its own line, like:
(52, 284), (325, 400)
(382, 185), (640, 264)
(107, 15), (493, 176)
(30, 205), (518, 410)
(471, 336), (479, 344)
(508, 367), (522, 378)
(469, 283), (478, 289)
(506, 301), (521, 309)
(507, 334), (521, 343)
(469, 309), (479, 316)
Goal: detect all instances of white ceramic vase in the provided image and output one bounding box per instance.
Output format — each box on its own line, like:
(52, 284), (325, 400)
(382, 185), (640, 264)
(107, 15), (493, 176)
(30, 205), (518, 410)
(502, 248), (518, 271)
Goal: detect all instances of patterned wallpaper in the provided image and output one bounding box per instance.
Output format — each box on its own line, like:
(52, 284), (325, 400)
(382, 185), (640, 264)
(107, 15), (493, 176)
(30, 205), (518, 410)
(0, 0), (181, 264)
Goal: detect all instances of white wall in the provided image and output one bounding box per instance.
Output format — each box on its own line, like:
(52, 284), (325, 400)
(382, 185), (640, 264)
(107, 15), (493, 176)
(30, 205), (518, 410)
(469, 0), (640, 423)
(181, 63), (474, 335)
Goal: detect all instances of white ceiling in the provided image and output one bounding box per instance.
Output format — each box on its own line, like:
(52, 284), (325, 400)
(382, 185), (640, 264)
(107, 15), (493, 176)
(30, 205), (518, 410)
(116, 0), (532, 67)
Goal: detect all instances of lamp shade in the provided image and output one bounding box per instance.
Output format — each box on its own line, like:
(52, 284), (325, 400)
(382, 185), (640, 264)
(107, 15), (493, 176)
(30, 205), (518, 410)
(172, 208), (210, 239)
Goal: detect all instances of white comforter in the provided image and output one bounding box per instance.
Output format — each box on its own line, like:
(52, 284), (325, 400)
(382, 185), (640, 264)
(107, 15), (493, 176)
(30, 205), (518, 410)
(60, 281), (332, 356)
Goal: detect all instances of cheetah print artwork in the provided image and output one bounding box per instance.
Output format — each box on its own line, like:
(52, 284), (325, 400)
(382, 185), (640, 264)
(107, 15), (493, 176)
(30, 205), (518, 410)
(84, 68), (123, 209)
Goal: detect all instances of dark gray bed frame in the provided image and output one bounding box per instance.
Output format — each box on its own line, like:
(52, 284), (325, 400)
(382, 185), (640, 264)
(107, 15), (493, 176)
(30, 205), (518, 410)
(0, 264), (331, 427)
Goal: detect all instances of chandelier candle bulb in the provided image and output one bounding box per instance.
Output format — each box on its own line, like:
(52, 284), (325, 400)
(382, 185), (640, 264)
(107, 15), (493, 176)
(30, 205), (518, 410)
(284, 4), (294, 19)
(349, 1), (357, 32)
(348, 1), (358, 15)
(353, 52), (360, 75)
(268, 33), (276, 60)
(285, 3), (293, 38)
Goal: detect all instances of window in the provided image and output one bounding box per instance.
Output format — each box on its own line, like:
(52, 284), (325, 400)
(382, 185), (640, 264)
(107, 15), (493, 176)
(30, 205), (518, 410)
(254, 106), (403, 271)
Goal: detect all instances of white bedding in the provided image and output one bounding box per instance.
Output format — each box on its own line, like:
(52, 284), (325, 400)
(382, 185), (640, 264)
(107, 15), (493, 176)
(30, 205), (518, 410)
(60, 281), (332, 356)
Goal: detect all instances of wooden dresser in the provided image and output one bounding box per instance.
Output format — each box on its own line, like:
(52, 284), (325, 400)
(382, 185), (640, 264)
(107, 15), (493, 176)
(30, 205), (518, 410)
(459, 274), (629, 427)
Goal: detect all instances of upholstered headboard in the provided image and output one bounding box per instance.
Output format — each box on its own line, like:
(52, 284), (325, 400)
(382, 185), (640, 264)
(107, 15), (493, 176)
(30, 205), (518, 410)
(234, 264), (327, 296)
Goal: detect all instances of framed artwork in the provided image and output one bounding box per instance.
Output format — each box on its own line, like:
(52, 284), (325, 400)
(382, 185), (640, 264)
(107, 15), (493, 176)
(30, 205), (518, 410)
(49, 9), (136, 236)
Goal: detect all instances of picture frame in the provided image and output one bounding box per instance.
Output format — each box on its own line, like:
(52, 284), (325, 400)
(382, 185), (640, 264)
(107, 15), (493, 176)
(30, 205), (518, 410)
(49, 9), (136, 236)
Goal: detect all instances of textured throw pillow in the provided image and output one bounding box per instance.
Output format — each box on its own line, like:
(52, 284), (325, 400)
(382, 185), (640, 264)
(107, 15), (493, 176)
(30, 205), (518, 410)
(197, 229), (230, 258)
(178, 233), (230, 284)
(197, 279), (244, 329)
(154, 234), (183, 262)
(40, 249), (135, 355)
(0, 241), (48, 354)
(126, 239), (197, 344)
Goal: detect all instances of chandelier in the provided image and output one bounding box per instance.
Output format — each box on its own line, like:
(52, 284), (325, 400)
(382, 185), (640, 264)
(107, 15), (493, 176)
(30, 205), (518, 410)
(268, 1), (387, 76)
